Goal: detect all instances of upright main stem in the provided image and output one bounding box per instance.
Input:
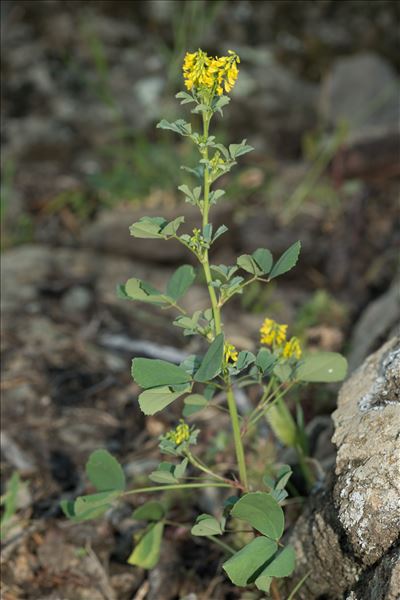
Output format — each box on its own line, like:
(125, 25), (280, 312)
(200, 108), (248, 491)
(201, 111), (221, 335)
(226, 382), (248, 489)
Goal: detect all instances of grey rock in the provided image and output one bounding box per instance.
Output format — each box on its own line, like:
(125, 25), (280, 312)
(332, 339), (400, 566)
(320, 52), (400, 138)
(5, 116), (75, 163)
(1, 244), (52, 311)
(348, 280), (400, 372)
(61, 286), (92, 314)
(285, 337), (400, 599)
(0, 431), (36, 474)
(348, 543), (400, 600)
(132, 76), (165, 127)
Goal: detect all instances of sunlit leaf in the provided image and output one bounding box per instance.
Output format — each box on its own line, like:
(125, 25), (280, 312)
(127, 522), (164, 569)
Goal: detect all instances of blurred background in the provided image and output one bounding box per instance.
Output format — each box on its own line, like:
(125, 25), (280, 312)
(1, 1), (399, 598)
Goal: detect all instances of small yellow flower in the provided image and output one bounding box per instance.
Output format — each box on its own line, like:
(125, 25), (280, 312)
(166, 419), (190, 446)
(282, 337), (302, 360)
(224, 343), (239, 363)
(260, 318), (288, 347)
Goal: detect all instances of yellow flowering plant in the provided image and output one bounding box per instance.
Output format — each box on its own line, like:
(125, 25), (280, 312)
(63, 49), (348, 596)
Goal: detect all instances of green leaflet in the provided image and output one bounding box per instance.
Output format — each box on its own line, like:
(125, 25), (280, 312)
(269, 241), (301, 279)
(237, 247), (273, 276)
(266, 397), (298, 448)
(166, 265), (196, 301)
(0, 472), (19, 540)
(86, 449), (126, 492)
(223, 536), (277, 587)
(61, 450), (125, 522)
(213, 95), (230, 115)
(123, 278), (170, 305)
(61, 490), (120, 522)
(149, 459), (188, 484)
(132, 501), (165, 521)
(129, 216), (166, 238)
(231, 492), (284, 540)
(175, 91), (196, 105)
(252, 248), (273, 275)
(132, 358), (191, 389)
(236, 351), (256, 371)
(237, 254), (262, 275)
(149, 462), (178, 484)
(229, 139), (254, 159)
(256, 348), (275, 374)
(127, 521), (164, 569)
(156, 118), (192, 136)
(275, 465), (293, 490)
(162, 216), (185, 236)
(194, 333), (224, 383)
(178, 185), (201, 206)
(191, 514), (224, 536)
(182, 394), (208, 417)
(138, 385), (191, 416)
(129, 216), (184, 239)
(296, 352), (348, 382)
(255, 546), (296, 592)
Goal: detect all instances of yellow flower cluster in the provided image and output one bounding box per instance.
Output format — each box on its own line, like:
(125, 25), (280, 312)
(183, 49), (240, 96)
(260, 318), (288, 346)
(224, 343), (239, 363)
(282, 337), (302, 360)
(260, 318), (302, 360)
(166, 419), (190, 446)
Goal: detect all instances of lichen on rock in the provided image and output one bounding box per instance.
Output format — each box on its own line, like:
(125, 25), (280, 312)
(285, 337), (400, 599)
(332, 337), (400, 566)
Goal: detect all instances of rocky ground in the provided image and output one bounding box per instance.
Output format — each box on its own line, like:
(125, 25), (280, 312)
(1, 1), (399, 599)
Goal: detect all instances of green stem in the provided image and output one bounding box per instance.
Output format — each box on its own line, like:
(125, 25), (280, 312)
(296, 446), (316, 491)
(186, 451), (236, 487)
(123, 482), (232, 496)
(226, 382), (248, 490)
(245, 385), (293, 433)
(199, 107), (248, 491)
(286, 571), (311, 600)
(200, 111), (222, 335)
(202, 111), (211, 228)
(205, 535), (236, 555)
(202, 259), (221, 334)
